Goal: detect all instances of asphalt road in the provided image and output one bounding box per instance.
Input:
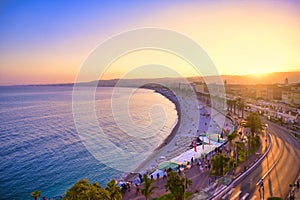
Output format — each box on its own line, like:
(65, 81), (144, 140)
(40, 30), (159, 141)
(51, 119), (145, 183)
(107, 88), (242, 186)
(222, 121), (300, 200)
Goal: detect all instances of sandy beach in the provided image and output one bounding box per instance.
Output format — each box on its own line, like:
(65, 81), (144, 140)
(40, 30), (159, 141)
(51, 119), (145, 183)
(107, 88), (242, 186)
(125, 87), (233, 180)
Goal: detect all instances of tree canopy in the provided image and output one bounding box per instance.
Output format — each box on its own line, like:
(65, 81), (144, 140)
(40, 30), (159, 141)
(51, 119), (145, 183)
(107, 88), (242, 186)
(63, 179), (110, 200)
(106, 179), (122, 200)
(141, 174), (157, 200)
(245, 112), (263, 135)
(165, 171), (192, 200)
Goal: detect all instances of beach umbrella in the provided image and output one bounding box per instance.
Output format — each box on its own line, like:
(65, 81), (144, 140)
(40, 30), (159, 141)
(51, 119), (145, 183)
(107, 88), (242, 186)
(158, 161), (178, 171)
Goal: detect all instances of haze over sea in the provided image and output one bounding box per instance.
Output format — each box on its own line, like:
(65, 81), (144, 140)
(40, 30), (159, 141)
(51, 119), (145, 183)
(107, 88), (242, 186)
(0, 86), (177, 200)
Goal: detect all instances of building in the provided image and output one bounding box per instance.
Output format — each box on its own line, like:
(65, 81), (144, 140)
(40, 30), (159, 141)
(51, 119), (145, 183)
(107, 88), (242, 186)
(256, 85), (273, 100)
(281, 84), (300, 106)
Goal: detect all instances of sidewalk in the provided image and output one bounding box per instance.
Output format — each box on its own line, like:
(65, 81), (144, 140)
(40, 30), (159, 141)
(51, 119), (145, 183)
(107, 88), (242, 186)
(122, 165), (211, 200)
(232, 134), (268, 178)
(122, 109), (270, 200)
(122, 133), (269, 200)
(190, 133), (270, 199)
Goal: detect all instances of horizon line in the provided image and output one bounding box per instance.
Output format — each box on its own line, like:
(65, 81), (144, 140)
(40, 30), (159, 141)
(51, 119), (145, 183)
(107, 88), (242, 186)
(1, 70), (299, 87)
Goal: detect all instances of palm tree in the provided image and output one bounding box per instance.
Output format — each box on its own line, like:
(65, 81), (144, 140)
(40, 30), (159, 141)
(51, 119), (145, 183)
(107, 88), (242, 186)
(30, 190), (41, 200)
(229, 99), (234, 113)
(245, 112), (263, 137)
(232, 99), (237, 115)
(227, 130), (238, 149)
(239, 101), (245, 119)
(245, 112), (263, 152)
(211, 153), (230, 176)
(141, 174), (157, 200)
(211, 154), (220, 176)
(165, 171), (192, 200)
(91, 182), (110, 200)
(106, 179), (122, 200)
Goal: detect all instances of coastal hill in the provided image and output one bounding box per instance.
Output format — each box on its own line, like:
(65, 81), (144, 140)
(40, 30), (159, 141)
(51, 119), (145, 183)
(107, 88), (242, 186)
(24, 71), (300, 87)
(88, 71), (300, 87)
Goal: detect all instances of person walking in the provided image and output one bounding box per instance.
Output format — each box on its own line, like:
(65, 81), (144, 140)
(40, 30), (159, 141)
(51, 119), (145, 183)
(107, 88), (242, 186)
(163, 169), (167, 181)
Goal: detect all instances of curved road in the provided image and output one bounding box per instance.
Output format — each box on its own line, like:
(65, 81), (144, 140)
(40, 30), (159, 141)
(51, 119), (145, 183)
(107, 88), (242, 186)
(222, 121), (300, 200)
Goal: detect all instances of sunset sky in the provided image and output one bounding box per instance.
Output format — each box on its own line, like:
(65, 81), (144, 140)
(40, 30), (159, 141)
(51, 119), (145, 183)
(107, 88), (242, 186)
(0, 0), (299, 85)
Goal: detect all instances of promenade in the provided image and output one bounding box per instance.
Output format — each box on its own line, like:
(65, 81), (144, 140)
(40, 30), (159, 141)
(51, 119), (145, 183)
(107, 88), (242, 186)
(122, 135), (268, 200)
(122, 111), (270, 200)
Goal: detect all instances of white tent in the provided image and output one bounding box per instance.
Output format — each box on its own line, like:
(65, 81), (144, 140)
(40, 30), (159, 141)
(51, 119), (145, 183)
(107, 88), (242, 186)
(171, 145), (217, 164)
(199, 134), (225, 147)
(150, 169), (164, 180)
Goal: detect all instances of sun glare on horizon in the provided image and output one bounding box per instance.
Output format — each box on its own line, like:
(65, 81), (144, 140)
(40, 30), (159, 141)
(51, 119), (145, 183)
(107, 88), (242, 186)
(0, 1), (299, 85)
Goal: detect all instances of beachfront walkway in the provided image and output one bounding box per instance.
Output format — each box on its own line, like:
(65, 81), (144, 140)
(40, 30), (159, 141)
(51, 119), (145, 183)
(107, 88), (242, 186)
(122, 164), (211, 200)
(121, 133), (269, 200)
(121, 102), (236, 199)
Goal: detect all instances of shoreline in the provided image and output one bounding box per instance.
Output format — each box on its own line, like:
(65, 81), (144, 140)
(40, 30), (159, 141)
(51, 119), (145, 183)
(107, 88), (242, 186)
(121, 84), (230, 181)
(124, 85), (234, 181)
(152, 87), (182, 151)
(124, 86), (182, 180)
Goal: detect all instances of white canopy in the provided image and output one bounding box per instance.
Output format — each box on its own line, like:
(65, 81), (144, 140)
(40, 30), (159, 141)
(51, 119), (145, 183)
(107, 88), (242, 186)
(200, 135), (224, 147)
(171, 144), (217, 164)
(150, 169), (164, 180)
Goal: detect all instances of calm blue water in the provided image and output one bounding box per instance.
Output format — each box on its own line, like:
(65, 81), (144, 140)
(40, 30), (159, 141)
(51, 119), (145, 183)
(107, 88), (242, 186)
(0, 86), (177, 200)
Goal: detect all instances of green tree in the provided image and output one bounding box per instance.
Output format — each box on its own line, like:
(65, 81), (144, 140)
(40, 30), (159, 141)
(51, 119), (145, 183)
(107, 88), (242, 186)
(91, 182), (110, 200)
(141, 174), (157, 200)
(106, 179), (122, 200)
(227, 130), (238, 149)
(232, 99), (237, 115)
(237, 100), (245, 119)
(211, 154), (221, 176)
(165, 171), (192, 200)
(226, 99), (231, 112)
(64, 179), (110, 200)
(245, 112), (263, 136)
(211, 153), (231, 176)
(235, 141), (246, 163)
(30, 190), (41, 200)
(245, 112), (263, 152)
(227, 99), (234, 113)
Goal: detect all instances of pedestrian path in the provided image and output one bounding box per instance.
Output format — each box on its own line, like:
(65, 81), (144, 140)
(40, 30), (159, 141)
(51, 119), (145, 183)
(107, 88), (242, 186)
(122, 164), (211, 199)
(122, 110), (269, 200)
(197, 128), (269, 200)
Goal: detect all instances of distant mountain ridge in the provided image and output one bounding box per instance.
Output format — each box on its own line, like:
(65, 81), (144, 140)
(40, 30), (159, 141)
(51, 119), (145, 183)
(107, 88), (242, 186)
(7, 71), (299, 87)
(71, 71), (299, 88)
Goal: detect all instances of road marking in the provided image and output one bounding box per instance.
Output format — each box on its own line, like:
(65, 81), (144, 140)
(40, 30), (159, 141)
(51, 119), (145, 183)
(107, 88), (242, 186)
(211, 132), (272, 200)
(222, 188), (235, 199)
(241, 193), (249, 200)
(230, 190), (241, 200)
(256, 134), (280, 186)
(214, 185), (227, 195)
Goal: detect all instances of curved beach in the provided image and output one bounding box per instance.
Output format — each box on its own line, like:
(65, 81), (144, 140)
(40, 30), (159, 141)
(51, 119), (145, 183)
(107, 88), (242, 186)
(125, 85), (233, 180)
(126, 86), (198, 175)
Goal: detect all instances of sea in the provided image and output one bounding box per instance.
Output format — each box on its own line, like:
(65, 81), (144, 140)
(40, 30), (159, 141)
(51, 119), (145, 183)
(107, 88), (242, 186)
(0, 86), (178, 200)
